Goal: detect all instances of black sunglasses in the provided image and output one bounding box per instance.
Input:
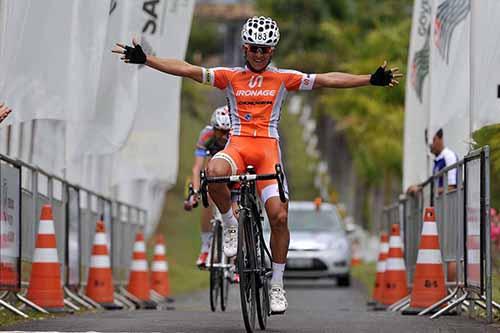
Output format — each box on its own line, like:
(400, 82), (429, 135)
(247, 45), (273, 54)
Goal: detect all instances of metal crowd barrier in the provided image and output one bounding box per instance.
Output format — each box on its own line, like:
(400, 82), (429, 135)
(380, 146), (499, 322)
(0, 153), (147, 317)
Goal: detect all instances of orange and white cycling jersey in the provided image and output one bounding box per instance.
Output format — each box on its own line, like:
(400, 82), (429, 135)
(203, 66), (316, 139)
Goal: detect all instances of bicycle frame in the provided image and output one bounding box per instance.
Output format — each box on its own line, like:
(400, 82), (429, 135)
(200, 163), (285, 271)
(200, 164), (286, 332)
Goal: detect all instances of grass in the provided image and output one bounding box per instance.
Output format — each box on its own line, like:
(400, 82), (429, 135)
(0, 309), (52, 327)
(0, 305), (97, 328)
(351, 262), (376, 297)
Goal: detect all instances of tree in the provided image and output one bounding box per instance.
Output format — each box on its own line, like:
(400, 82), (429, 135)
(257, 0), (412, 188)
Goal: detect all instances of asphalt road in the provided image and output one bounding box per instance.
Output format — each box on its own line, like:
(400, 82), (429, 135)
(3, 279), (498, 332)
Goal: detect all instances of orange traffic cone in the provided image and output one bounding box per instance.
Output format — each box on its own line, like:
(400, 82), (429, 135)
(86, 220), (121, 309)
(27, 205), (65, 311)
(372, 232), (389, 304)
(403, 207), (446, 315)
(351, 238), (363, 266)
(127, 231), (152, 302)
(381, 223), (408, 306)
(151, 234), (170, 299)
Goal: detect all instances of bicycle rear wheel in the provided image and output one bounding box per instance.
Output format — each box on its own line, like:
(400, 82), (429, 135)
(237, 209), (257, 332)
(220, 254), (229, 312)
(209, 221), (222, 312)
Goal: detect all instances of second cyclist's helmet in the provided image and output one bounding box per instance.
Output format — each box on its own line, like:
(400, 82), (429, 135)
(210, 106), (231, 131)
(241, 16), (280, 47)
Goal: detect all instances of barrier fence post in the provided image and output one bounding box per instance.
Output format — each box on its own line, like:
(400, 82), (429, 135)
(1, 155), (149, 314)
(483, 147), (492, 323)
(381, 146), (498, 321)
(456, 163), (464, 316)
(15, 166), (50, 313)
(64, 185), (92, 309)
(0, 157), (28, 317)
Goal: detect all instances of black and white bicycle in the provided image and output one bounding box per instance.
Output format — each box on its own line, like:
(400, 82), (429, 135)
(200, 164), (286, 332)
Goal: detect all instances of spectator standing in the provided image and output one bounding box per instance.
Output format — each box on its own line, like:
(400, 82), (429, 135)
(430, 129), (459, 194)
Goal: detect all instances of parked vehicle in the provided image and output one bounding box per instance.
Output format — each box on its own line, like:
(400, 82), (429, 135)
(264, 201), (351, 286)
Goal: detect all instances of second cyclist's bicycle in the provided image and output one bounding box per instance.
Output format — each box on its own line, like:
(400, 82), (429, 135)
(184, 182), (232, 312)
(207, 209), (231, 312)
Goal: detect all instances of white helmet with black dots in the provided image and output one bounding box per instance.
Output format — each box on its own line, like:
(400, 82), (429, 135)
(241, 16), (280, 47)
(210, 106), (231, 131)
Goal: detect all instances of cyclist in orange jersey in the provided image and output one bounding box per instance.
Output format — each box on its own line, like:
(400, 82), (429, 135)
(113, 16), (402, 314)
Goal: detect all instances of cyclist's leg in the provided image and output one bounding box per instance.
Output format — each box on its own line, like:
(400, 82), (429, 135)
(265, 197), (289, 267)
(254, 138), (289, 313)
(208, 143), (245, 257)
(206, 157), (232, 214)
(253, 138), (290, 271)
(263, 196), (289, 314)
(207, 148), (243, 221)
(197, 201), (213, 267)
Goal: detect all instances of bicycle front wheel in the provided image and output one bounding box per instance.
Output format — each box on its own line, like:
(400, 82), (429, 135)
(237, 209), (257, 332)
(256, 234), (270, 330)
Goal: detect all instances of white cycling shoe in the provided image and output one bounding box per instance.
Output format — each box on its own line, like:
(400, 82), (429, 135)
(223, 225), (238, 258)
(270, 284), (288, 314)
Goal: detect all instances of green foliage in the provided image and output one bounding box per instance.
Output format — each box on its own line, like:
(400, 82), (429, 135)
(280, 109), (320, 200)
(185, 17), (223, 64)
(351, 262), (376, 296)
(257, 0), (412, 187)
(473, 124), (500, 210)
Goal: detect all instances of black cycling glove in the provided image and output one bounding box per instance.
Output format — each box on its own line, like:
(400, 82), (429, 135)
(370, 66), (393, 86)
(124, 44), (147, 64)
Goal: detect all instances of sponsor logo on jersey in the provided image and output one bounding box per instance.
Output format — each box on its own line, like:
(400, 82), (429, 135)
(236, 89), (276, 97)
(249, 75), (264, 88)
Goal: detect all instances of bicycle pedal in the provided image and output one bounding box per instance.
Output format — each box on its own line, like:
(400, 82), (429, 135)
(270, 310), (286, 315)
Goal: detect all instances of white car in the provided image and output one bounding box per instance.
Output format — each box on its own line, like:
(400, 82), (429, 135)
(264, 201), (351, 286)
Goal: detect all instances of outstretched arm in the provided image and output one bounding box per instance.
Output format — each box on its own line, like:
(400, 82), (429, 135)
(112, 38), (203, 83)
(314, 72), (371, 89)
(146, 56), (203, 83)
(0, 102), (12, 124)
(313, 61), (402, 89)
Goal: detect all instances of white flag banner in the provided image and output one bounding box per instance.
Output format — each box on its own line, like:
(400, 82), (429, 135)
(403, 0), (433, 190)
(32, 120), (66, 178)
(71, 0), (140, 160)
(0, 0), (109, 124)
(429, 0), (470, 158)
(79, 154), (114, 196)
(113, 0), (195, 234)
(66, 0), (142, 186)
(470, 0), (500, 132)
(114, 0), (195, 186)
